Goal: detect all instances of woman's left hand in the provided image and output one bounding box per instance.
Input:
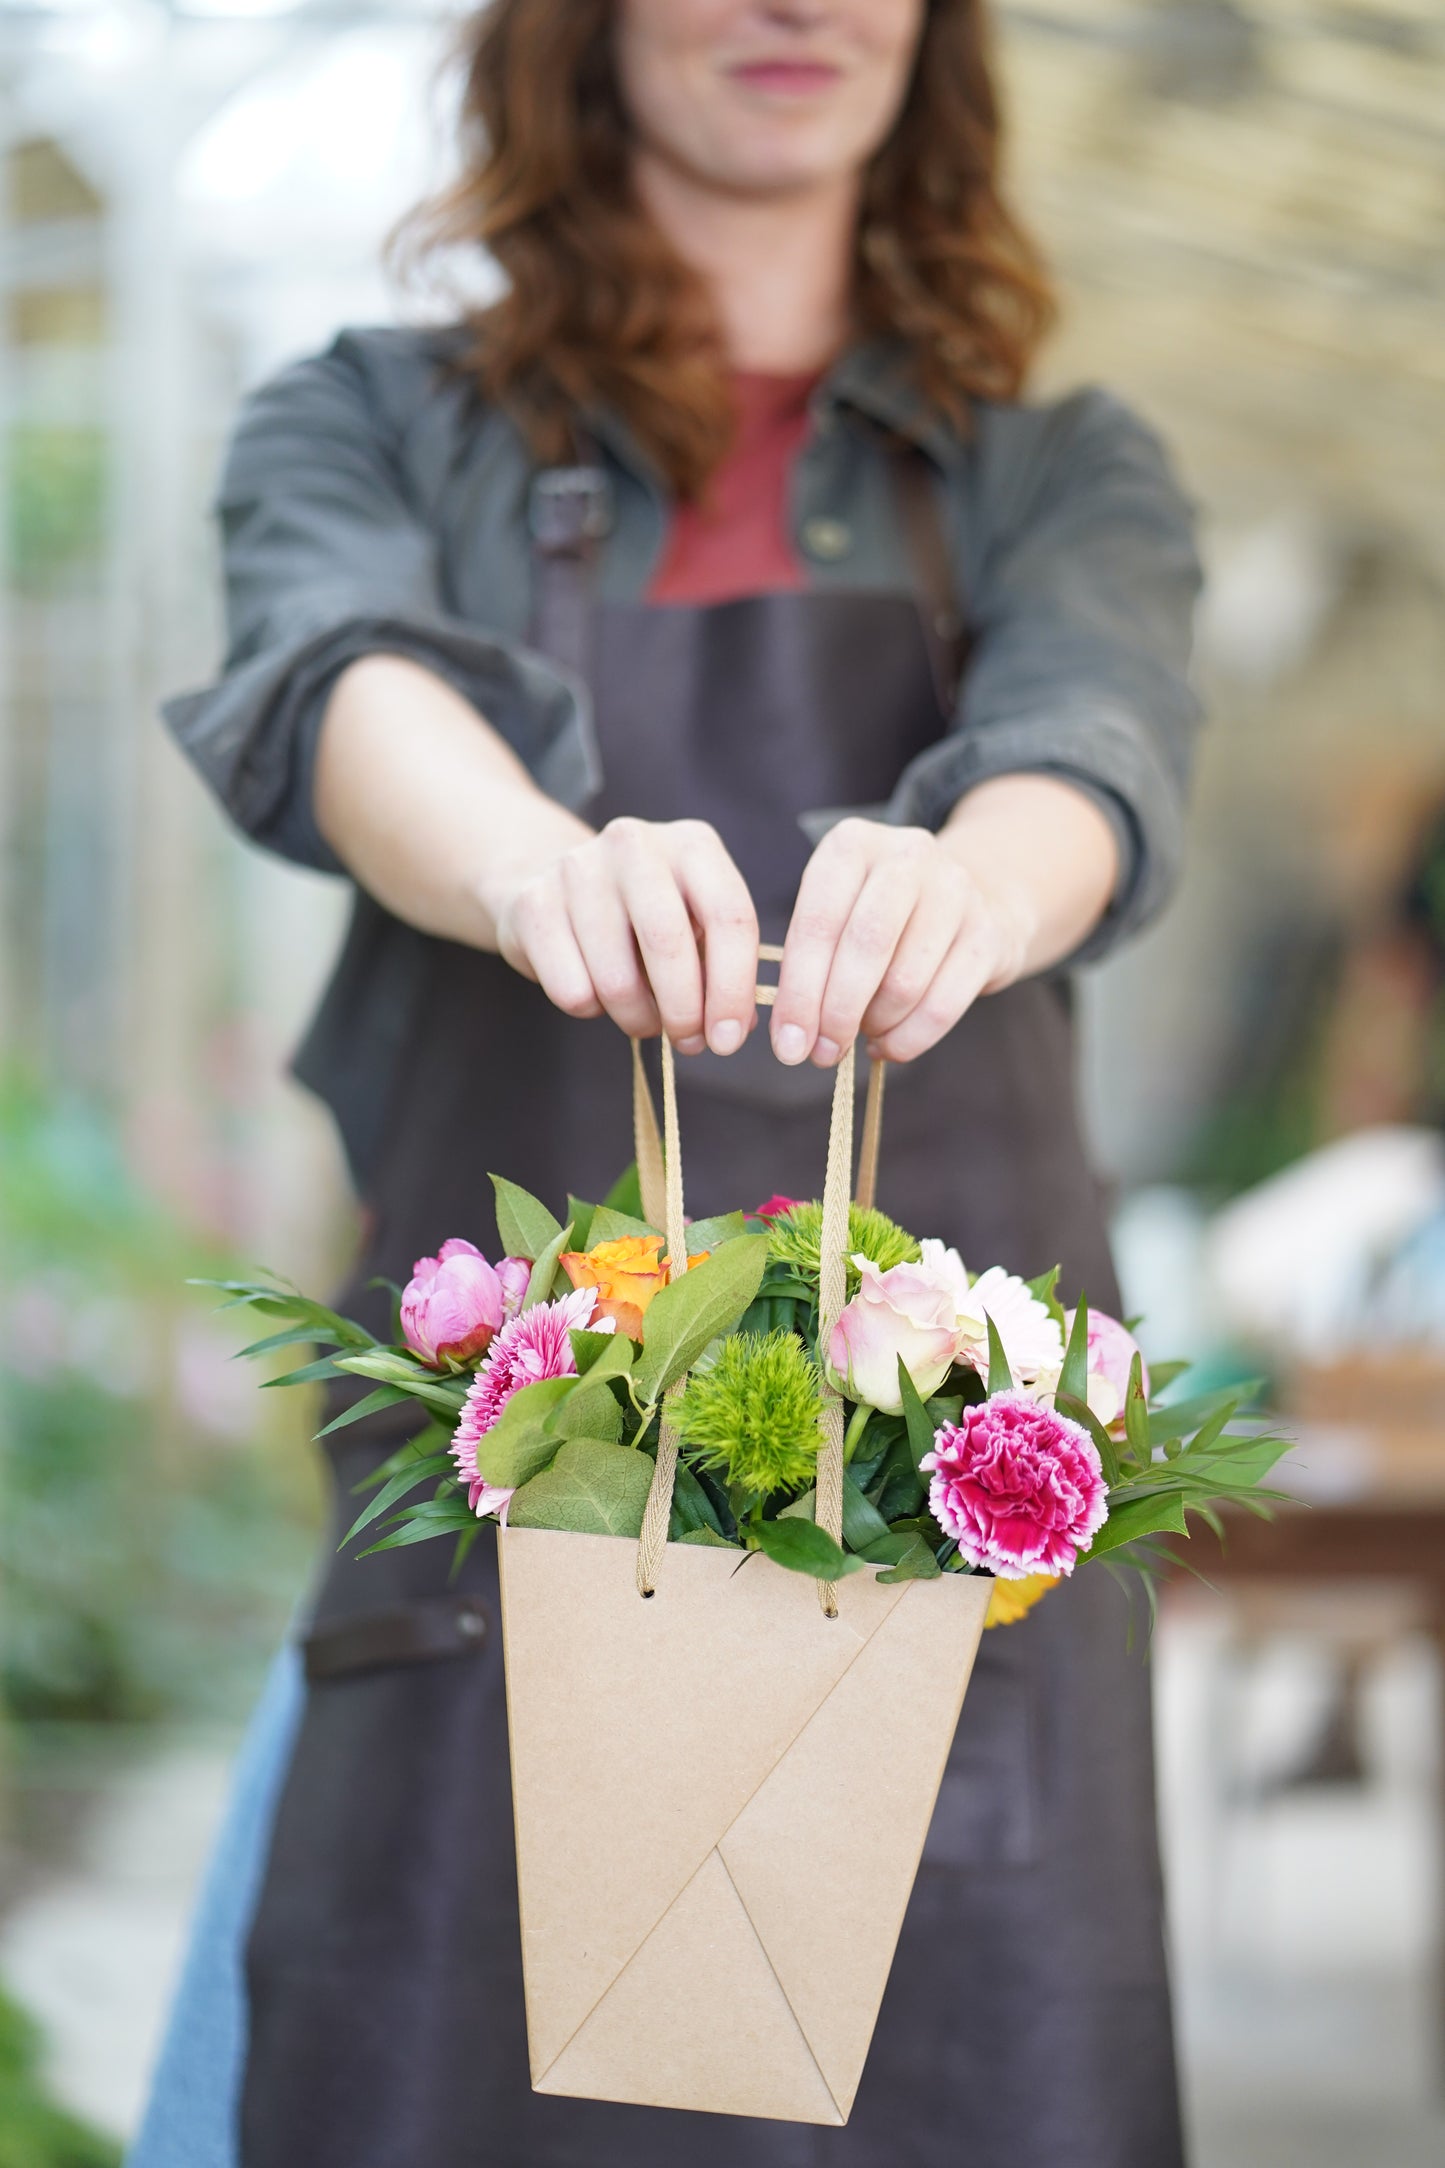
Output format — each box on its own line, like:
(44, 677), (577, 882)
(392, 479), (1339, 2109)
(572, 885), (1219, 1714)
(770, 816), (1034, 1069)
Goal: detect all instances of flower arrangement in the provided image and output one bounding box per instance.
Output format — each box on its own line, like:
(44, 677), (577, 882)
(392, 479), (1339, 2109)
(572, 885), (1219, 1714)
(209, 1167), (1288, 1625)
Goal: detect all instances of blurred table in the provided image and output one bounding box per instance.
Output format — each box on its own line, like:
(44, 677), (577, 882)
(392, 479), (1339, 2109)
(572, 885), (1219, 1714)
(1168, 1353), (1445, 2080)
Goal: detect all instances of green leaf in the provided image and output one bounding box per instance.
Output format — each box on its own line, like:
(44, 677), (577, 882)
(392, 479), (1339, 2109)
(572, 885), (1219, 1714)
(260, 1353), (346, 1390)
(754, 1516), (866, 1582)
(548, 1375), (624, 1442)
(841, 1470), (892, 1553)
(585, 1204), (663, 1247)
(473, 1375), (579, 1488)
(1058, 1298), (1090, 1405)
(506, 1439), (656, 1538)
(1026, 1265), (1065, 1329)
(1086, 1490), (1188, 1560)
(237, 1322), (344, 1359)
(683, 1212), (749, 1255)
(334, 1348), (469, 1419)
(634, 1234), (769, 1398)
(676, 1527), (740, 1549)
(872, 1531), (942, 1583)
(602, 1160), (645, 1218)
(1056, 1390), (1122, 1489)
(524, 1220), (574, 1311)
(985, 1315), (1014, 1396)
(1148, 1383), (1263, 1446)
(358, 1496), (477, 1556)
(490, 1174), (563, 1261)
(341, 1452), (455, 1549)
(315, 1384), (412, 1438)
(897, 1360), (938, 1473)
(1146, 1358), (1191, 1395)
(566, 1196), (597, 1253)
(568, 1328), (635, 1380)
(1123, 1351), (1150, 1464)
(669, 1458), (725, 1539)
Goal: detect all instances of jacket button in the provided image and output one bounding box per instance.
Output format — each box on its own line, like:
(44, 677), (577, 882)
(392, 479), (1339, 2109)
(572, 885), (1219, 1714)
(802, 516), (852, 561)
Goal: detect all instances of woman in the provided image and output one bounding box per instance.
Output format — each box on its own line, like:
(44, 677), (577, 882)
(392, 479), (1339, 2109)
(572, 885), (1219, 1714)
(134, 4), (1201, 2164)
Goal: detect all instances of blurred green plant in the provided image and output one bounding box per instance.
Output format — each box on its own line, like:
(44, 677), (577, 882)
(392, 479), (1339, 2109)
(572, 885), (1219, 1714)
(0, 1989), (120, 2168)
(4, 427), (108, 590)
(0, 1074), (319, 1727)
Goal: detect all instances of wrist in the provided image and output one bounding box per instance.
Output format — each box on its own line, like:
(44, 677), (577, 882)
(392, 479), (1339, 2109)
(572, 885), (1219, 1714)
(936, 823), (1039, 991)
(472, 791), (593, 931)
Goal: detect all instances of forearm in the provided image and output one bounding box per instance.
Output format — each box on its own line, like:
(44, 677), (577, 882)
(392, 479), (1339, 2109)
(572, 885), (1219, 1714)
(314, 653), (591, 947)
(937, 773), (1119, 987)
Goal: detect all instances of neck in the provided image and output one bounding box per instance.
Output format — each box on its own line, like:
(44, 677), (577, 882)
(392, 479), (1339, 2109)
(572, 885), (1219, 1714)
(633, 150), (858, 374)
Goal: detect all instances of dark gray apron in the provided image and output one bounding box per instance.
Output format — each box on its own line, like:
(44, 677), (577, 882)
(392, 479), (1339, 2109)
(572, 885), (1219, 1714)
(239, 455), (1185, 2168)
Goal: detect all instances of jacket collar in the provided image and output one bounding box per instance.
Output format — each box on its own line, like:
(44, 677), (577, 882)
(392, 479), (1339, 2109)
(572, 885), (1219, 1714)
(814, 339), (961, 466)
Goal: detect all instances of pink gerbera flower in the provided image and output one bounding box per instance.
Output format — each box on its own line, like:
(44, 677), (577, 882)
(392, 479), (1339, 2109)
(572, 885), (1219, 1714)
(450, 1285), (607, 1516)
(922, 1390), (1108, 1581)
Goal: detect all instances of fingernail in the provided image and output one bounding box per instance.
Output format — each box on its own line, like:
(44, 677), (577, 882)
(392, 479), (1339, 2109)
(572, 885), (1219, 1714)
(775, 1023), (808, 1065)
(813, 1036), (841, 1067)
(677, 1034), (705, 1056)
(708, 1018), (743, 1055)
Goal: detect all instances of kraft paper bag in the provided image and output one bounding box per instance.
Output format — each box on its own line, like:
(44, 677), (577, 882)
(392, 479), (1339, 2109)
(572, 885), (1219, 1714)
(497, 1524), (991, 2124)
(497, 960), (992, 2123)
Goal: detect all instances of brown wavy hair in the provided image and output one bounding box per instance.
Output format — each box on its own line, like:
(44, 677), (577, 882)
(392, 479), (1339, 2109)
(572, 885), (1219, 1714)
(397, 0), (1054, 498)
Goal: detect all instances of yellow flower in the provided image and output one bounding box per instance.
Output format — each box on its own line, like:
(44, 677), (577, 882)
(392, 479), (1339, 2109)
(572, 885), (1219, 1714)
(559, 1235), (706, 1341)
(984, 1572), (1060, 1629)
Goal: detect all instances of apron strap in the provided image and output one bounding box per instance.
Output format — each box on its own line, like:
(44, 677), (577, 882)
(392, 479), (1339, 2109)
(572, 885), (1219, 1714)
(883, 436), (971, 720)
(526, 445), (612, 682)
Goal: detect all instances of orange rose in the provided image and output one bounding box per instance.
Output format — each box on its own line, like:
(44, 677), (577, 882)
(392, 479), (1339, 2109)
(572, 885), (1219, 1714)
(559, 1235), (707, 1341)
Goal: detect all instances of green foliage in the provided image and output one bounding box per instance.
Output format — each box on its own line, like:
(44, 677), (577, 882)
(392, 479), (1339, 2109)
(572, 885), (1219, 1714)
(675, 1331), (823, 1500)
(754, 1515), (865, 1582)
(984, 1315), (1013, 1396)
(765, 1200), (919, 1291)
(471, 1376), (579, 1490)
(489, 1176), (563, 1262)
(633, 1234), (769, 1398)
(0, 1989), (121, 2167)
(507, 1439), (655, 1537)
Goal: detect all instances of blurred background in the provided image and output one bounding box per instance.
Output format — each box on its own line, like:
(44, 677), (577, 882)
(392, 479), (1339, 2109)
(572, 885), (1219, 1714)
(1, 2), (1443, 2161)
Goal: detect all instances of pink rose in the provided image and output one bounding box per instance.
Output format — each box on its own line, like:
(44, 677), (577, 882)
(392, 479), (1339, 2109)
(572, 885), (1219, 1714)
(923, 1390), (1107, 1580)
(400, 1238), (506, 1369)
(1064, 1307), (1149, 1429)
(827, 1254), (963, 1413)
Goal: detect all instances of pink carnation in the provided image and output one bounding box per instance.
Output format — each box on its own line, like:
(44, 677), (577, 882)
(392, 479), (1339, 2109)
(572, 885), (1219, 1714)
(450, 1285), (605, 1515)
(922, 1390), (1108, 1581)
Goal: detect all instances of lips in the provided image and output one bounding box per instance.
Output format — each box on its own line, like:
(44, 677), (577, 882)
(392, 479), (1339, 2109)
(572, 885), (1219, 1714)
(730, 58), (843, 95)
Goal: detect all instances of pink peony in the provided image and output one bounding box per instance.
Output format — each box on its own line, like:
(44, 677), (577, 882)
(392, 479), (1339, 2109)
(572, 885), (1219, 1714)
(828, 1254), (963, 1413)
(1066, 1307), (1148, 1428)
(450, 1285), (607, 1515)
(401, 1238), (507, 1368)
(753, 1194), (803, 1222)
(922, 1390), (1108, 1580)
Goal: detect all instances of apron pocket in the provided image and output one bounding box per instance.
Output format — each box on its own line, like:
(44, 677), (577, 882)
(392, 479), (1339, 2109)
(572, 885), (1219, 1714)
(302, 1596), (490, 1682)
(922, 1676), (1039, 1868)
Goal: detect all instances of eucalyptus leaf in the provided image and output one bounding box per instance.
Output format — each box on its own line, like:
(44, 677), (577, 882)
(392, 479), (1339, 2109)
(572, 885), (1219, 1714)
(634, 1234), (769, 1398)
(754, 1515), (866, 1582)
(490, 1174), (563, 1262)
(472, 1375), (578, 1488)
(506, 1439), (655, 1538)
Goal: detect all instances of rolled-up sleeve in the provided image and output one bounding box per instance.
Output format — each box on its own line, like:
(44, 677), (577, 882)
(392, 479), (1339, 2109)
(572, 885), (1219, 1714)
(886, 388), (1204, 961)
(162, 334), (596, 872)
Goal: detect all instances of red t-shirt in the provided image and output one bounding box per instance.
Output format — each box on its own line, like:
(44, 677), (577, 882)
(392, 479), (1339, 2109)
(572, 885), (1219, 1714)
(646, 371), (819, 607)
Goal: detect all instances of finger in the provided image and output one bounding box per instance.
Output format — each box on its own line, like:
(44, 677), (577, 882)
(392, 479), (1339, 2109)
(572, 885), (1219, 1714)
(563, 846), (662, 1039)
(815, 855), (930, 1056)
(865, 926), (995, 1064)
(668, 823), (759, 1056)
(858, 866), (967, 1040)
(771, 820), (873, 1065)
(611, 824), (708, 1051)
(504, 880), (604, 1020)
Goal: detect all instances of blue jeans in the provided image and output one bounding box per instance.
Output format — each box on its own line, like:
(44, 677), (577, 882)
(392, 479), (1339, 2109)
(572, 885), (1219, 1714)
(126, 1650), (304, 2168)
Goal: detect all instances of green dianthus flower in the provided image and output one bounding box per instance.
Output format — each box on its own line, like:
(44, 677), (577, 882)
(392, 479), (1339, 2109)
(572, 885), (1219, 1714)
(765, 1199), (920, 1293)
(675, 1331), (825, 1501)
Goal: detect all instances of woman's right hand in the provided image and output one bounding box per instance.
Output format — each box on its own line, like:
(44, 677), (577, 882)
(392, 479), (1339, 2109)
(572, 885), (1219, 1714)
(486, 813), (760, 1057)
